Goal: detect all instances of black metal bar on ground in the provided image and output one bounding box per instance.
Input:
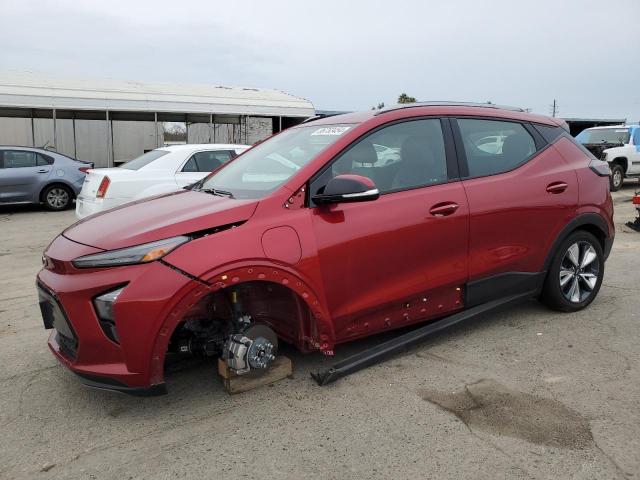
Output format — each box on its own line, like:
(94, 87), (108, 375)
(310, 292), (533, 386)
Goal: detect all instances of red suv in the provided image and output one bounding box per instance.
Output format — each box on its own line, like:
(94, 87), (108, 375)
(37, 103), (614, 395)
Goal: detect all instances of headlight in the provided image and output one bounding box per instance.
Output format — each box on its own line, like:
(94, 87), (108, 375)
(72, 236), (190, 268)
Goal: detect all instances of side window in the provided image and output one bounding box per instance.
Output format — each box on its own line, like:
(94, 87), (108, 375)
(182, 157), (198, 172)
(183, 151), (233, 173)
(457, 119), (536, 177)
(311, 119), (447, 196)
(36, 154), (53, 166)
(194, 150), (233, 172)
(3, 150), (38, 168)
(633, 128), (640, 146)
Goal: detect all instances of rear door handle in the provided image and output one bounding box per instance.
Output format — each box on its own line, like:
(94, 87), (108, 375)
(546, 181), (568, 194)
(429, 202), (459, 217)
(37, 169), (49, 173)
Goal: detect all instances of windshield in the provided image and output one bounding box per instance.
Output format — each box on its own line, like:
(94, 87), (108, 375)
(120, 150), (170, 170)
(576, 127), (630, 145)
(197, 124), (353, 199)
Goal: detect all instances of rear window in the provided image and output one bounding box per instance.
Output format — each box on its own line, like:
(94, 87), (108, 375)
(576, 127), (630, 145)
(120, 150), (170, 170)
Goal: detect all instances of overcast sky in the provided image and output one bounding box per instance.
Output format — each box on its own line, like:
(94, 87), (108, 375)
(1, 0), (639, 120)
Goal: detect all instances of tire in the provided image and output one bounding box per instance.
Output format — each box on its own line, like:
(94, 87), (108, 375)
(540, 230), (604, 312)
(42, 185), (73, 211)
(609, 164), (624, 191)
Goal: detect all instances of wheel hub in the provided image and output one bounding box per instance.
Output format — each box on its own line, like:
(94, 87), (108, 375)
(559, 241), (600, 303)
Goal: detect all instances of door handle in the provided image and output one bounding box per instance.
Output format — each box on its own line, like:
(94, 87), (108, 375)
(429, 202), (459, 217)
(546, 181), (568, 194)
(37, 169), (49, 173)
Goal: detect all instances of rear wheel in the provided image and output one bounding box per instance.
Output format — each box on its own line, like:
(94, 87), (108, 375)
(610, 164), (624, 191)
(43, 185), (73, 211)
(540, 231), (604, 312)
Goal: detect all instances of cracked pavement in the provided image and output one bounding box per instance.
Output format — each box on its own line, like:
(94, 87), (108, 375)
(1, 186), (639, 479)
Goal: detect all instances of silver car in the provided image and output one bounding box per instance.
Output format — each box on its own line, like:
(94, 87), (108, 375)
(0, 146), (92, 210)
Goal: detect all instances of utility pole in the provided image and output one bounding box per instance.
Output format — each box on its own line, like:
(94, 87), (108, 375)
(550, 99), (558, 117)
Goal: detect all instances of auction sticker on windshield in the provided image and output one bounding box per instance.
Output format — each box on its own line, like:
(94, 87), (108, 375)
(311, 126), (351, 136)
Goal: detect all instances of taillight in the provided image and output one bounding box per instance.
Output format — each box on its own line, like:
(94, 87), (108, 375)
(589, 159), (610, 177)
(633, 195), (640, 205)
(96, 176), (111, 198)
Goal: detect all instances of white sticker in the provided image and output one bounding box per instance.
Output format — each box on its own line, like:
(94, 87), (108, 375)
(311, 126), (351, 136)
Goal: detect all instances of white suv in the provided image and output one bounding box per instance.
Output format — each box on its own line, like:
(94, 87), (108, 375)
(576, 124), (640, 191)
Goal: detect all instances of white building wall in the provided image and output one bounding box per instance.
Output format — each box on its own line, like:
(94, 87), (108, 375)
(0, 117), (32, 146)
(74, 120), (109, 167)
(112, 121), (162, 164)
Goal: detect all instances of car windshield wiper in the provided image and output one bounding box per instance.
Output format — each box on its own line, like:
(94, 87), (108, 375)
(200, 188), (235, 198)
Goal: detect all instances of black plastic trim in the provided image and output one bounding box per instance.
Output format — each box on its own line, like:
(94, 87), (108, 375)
(440, 117), (460, 180)
(312, 291), (534, 386)
(542, 213), (612, 269)
(74, 372), (168, 396)
(465, 271), (545, 308)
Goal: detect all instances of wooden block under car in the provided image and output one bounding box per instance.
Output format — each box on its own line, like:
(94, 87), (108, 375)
(217, 356), (293, 394)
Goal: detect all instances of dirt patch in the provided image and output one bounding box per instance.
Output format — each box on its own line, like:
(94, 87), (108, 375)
(419, 379), (593, 449)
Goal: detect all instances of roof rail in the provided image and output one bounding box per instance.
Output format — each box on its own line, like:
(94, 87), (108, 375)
(374, 101), (525, 115)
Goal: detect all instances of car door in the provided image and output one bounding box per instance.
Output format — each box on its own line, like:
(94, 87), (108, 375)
(629, 127), (640, 174)
(0, 150), (53, 203)
(175, 150), (235, 187)
(452, 118), (579, 303)
(308, 118), (469, 341)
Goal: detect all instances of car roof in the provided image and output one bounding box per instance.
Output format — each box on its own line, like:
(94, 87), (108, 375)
(584, 125), (635, 130)
(158, 144), (250, 152)
(302, 104), (561, 128)
(0, 145), (60, 153)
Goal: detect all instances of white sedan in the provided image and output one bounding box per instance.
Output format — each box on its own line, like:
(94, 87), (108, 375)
(76, 144), (249, 219)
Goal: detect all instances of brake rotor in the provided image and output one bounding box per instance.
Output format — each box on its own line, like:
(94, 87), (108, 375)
(244, 324), (278, 370)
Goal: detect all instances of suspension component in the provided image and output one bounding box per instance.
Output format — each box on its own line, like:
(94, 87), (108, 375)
(222, 324), (278, 375)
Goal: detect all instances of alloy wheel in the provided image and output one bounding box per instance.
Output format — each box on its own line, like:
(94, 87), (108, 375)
(559, 241), (600, 303)
(46, 188), (69, 209)
(612, 169), (623, 189)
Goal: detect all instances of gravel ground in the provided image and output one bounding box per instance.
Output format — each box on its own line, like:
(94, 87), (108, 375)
(1, 185), (639, 480)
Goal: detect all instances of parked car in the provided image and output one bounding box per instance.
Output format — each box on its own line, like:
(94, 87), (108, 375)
(75, 144), (249, 219)
(0, 146), (92, 210)
(37, 103), (614, 395)
(575, 124), (640, 191)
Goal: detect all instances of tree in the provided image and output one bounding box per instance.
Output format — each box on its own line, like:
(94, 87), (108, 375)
(397, 93), (416, 104)
(371, 102), (385, 110)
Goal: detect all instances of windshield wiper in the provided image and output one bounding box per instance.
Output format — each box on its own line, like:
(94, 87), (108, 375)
(200, 188), (235, 198)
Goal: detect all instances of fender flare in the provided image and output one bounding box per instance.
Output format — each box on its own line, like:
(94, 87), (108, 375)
(148, 261), (334, 385)
(39, 180), (77, 201)
(542, 213), (611, 273)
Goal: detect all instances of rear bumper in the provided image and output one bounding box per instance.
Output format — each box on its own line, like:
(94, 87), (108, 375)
(75, 196), (128, 219)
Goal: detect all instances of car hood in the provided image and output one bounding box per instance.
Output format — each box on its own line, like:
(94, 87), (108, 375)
(64, 190), (259, 250)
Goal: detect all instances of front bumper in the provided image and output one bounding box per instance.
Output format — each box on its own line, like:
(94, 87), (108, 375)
(38, 234), (197, 394)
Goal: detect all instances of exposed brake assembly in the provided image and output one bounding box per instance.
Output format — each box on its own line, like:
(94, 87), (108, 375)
(223, 323), (278, 375)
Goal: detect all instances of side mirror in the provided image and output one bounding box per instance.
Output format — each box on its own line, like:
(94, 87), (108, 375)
(312, 174), (380, 205)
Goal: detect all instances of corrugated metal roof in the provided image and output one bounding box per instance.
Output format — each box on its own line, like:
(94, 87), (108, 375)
(0, 72), (315, 117)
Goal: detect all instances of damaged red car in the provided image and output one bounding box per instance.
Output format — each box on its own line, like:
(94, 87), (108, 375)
(37, 103), (614, 395)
